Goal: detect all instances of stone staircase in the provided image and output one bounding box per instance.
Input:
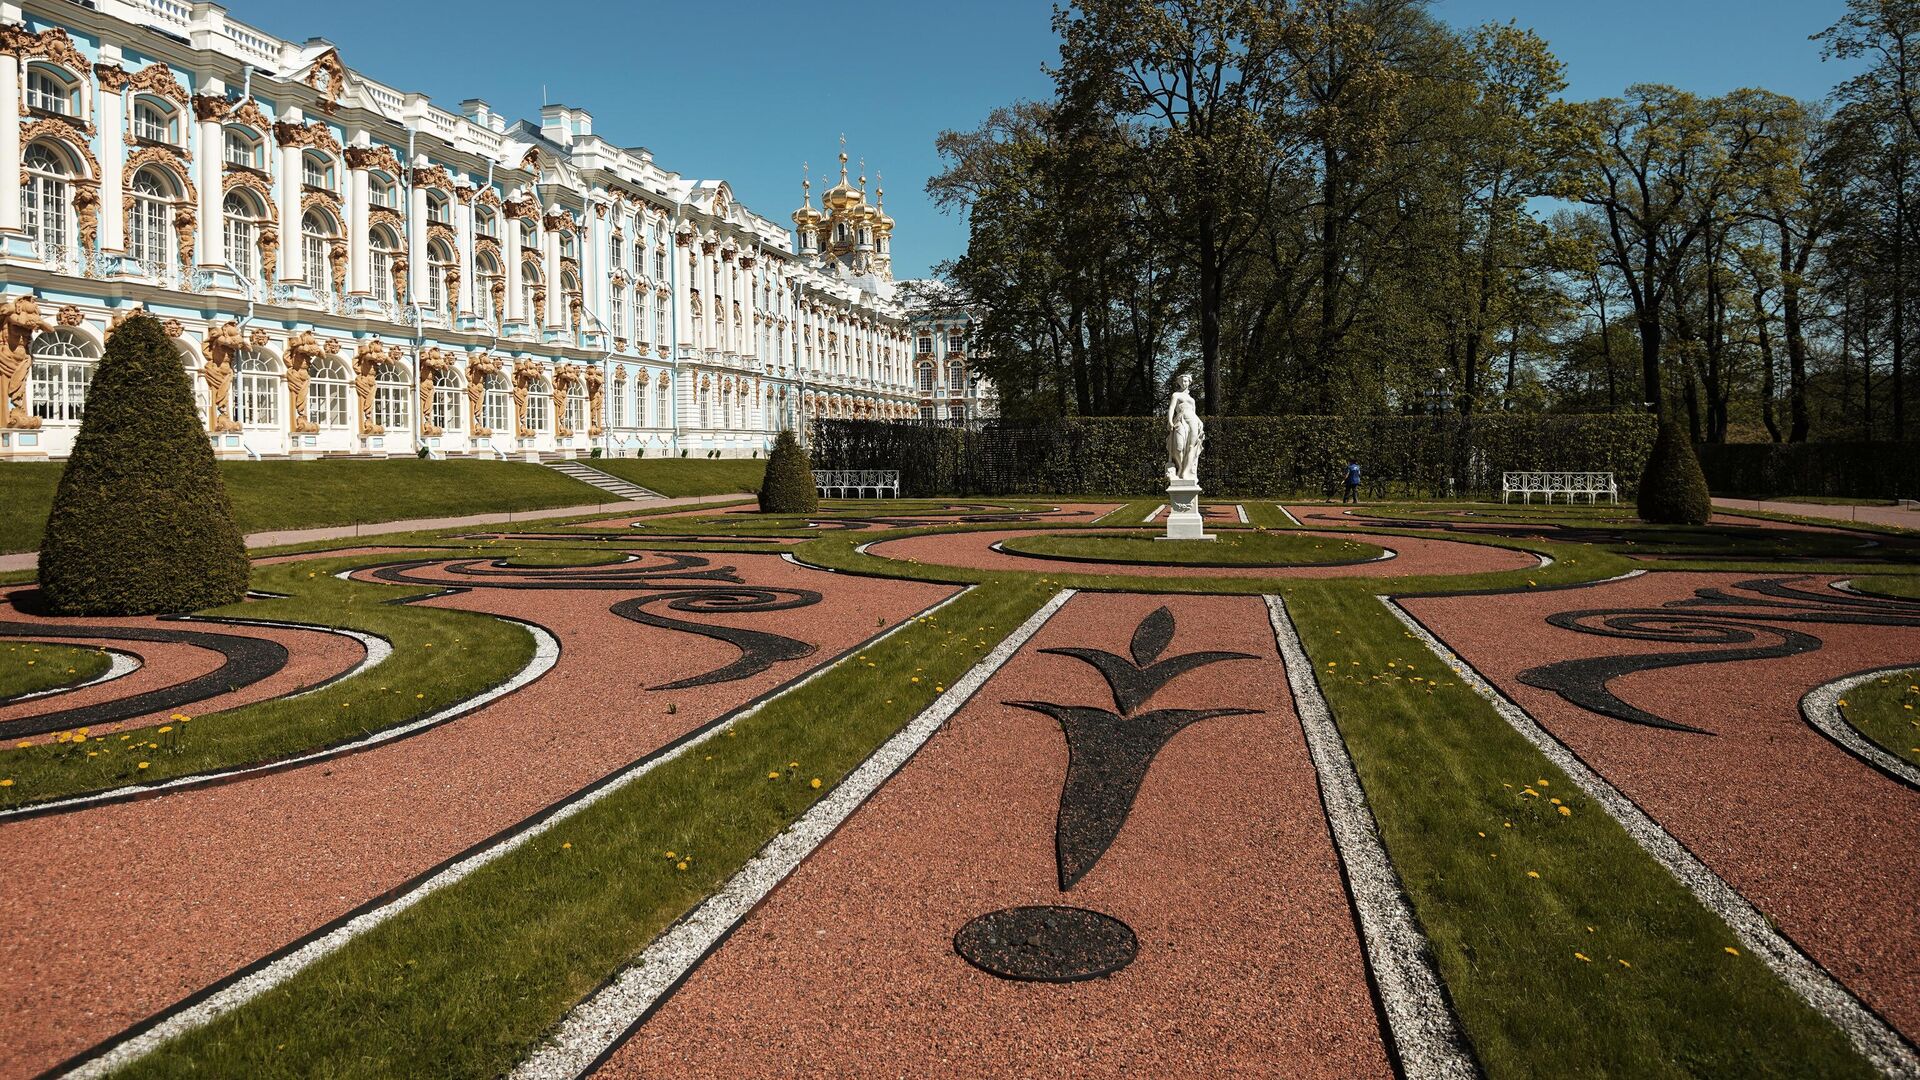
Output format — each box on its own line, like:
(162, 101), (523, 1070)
(543, 460), (661, 501)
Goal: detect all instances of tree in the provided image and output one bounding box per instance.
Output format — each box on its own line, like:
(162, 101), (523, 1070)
(37, 313), (249, 614)
(1636, 415), (1712, 525)
(758, 430), (818, 514)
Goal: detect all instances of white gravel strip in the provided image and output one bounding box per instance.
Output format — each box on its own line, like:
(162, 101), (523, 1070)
(1265, 597), (1476, 1080)
(5, 619), (552, 823)
(1275, 504), (1304, 528)
(6, 648), (141, 704)
(178, 616), (392, 701)
(1383, 596), (1920, 1079)
(507, 588), (1077, 1080)
(1143, 503), (1167, 524)
(1800, 667), (1920, 789)
(54, 589), (966, 1079)
(1235, 504), (1250, 524)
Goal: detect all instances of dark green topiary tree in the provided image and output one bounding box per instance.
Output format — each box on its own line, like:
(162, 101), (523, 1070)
(758, 429), (819, 514)
(38, 313), (249, 614)
(1636, 415), (1712, 526)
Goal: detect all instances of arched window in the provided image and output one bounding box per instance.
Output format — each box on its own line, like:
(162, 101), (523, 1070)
(427, 238), (455, 315)
(948, 361), (966, 394)
(25, 65), (77, 115)
(310, 355), (350, 427)
(610, 370), (628, 427)
(225, 189), (267, 284)
(370, 174), (398, 209)
(22, 142), (74, 251)
(564, 379), (585, 432)
(475, 208), (499, 240)
(302, 152), (335, 191)
(372, 360), (409, 429)
(517, 218), (535, 250)
(560, 231), (577, 260)
(426, 191), (450, 226)
(918, 362), (934, 393)
(433, 364), (464, 431)
(233, 348), (280, 426)
(482, 371), (511, 431)
(700, 384), (712, 427)
(131, 98), (177, 143)
(525, 377), (551, 431)
(610, 282), (626, 341)
(302, 208), (338, 291)
(652, 295), (666, 346)
(476, 251), (502, 324)
(370, 226), (401, 302)
(128, 167), (179, 268)
(560, 271), (580, 329)
(222, 128), (264, 169)
(519, 260), (541, 322)
(29, 328), (99, 423)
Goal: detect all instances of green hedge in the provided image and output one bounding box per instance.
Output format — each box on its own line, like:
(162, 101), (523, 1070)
(1696, 442), (1920, 499)
(811, 414), (1657, 498)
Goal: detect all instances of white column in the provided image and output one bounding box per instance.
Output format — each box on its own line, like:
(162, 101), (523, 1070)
(97, 78), (125, 252)
(0, 51), (19, 232)
(196, 110), (224, 267)
(504, 216), (523, 323)
(455, 194), (474, 314)
(348, 164), (369, 293)
(674, 241), (691, 347)
(276, 140), (300, 280)
(582, 208), (602, 329)
(542, 214), (563, 329)
(407, 179), (428, 303)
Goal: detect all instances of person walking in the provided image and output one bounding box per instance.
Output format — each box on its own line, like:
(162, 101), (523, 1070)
(1343, 461), (1361, 504)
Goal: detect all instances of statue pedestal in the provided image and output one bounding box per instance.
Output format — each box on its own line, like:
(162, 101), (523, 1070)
(1159, 483), (1214, 541)
(0, 429), (48, 461)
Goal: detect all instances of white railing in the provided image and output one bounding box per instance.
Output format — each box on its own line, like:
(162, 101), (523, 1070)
(812, 469), (899, 499)
(1501, 471), (1618, 505)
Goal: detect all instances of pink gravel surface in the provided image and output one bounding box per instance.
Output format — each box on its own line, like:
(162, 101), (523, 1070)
(578, 501), (1125, 531)
(597, 592), (1392, 1080)
(0, 588), (365, 742)
(864, 528), (1537, 580)
(0, 552), (955, 1079)
(1404, 572), (1920, 1039)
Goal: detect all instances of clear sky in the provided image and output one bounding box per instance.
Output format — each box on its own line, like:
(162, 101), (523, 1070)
(222, 0), (1862, 281)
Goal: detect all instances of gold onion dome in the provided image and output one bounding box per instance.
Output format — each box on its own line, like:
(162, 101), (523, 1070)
(792, 168), (822, 227)
(821, 149), (864, 213)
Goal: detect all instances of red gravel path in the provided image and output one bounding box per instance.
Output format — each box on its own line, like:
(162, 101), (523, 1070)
(865, 528), (1537, 580)
(597, 592), (1391, 1079)
(574, 501), (1126, 531)
(1404, 572), (1920, 1039)
(0, 553), (955, 1080)
(0, 588), (365, 742)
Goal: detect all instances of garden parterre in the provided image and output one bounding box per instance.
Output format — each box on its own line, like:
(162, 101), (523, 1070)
(1, 498), (1915, 1080)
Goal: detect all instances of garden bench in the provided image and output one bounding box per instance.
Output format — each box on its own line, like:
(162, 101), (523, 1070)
(1501, 471), (1618, 504)
(813, 469), (901, 499)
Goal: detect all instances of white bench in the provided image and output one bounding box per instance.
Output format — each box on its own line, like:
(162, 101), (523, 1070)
(813, 469), (900, 499)
(1501, 471), (1618, 504)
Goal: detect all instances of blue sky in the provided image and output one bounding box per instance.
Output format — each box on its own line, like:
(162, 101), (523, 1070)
(225, 0), (1862, 280)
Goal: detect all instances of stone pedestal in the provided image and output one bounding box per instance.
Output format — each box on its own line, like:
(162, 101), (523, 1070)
(0, 429), (49, 461)
(1159, 483), (1214, 541)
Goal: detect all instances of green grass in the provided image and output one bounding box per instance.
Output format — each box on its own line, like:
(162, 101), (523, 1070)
(1836, 670), (1920, 768)
(589, 458), (766, 498)
(0, 640), (110, 699)
(0, 553), (532, 808)
(1854, 574), (1920, 600)
(0, 461), (612, 554)
(999, 529), (1383, 566)
(1284, 585), (1868, 1078)
(116, 581), (1046, 1080)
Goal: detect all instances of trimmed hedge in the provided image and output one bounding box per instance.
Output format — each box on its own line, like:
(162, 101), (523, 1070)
(37, 313), (249, 614)
(811, 414), (1657, 498)
(1697, 442), (1920, 499)
(1636, 418), (1712, 525)
(757, 430), (817, 513)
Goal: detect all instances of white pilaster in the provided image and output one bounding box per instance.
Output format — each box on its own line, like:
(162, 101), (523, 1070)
(196, 112), (224, 267)
(0, 51), (19, 233)
(455, 193), (474, 314)
(407, 179), (427, 302)
(348, 162), (369, 293)
(97, 68), (125, 252)
(276, 140), (300, 280)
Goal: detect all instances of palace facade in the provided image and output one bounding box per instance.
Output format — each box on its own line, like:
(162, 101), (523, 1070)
(0, 0), (930, 462)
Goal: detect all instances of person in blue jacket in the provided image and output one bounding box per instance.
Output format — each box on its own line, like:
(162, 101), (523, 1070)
(1343, 461), (1361, 503)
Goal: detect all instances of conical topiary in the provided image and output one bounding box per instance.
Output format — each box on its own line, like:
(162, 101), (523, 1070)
(1635, 414), (1712, 526)
(37, 313), (249, 614)
(758, 430), (818, 514)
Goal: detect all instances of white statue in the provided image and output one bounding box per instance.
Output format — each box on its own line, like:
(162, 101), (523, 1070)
(1165, 373), (1203, 485)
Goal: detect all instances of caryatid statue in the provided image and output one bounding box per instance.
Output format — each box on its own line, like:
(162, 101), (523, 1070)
(202, 320), (246, 433)
(1, 296), (54, 429)
(417, 348), (451, 437)
(1165, 373), (1203, 486)
(285, 330), (326, 434)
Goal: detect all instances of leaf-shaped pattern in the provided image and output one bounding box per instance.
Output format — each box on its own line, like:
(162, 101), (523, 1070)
(1131, 605), (1175, 667)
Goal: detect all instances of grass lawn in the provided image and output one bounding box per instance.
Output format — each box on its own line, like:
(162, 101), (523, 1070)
(0, 461), (610, 554)
(1837, 670), (1920, 767)
(999, 529), (1384, 566)
(0, 641), (110, 700)
(590, 458), (766, 498)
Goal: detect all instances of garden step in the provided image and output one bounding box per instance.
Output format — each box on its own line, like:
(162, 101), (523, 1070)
(542, 460), (661, 501)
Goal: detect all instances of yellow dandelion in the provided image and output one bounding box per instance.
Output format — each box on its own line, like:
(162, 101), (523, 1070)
(1574, 952), (1590, 962)
(810, 777), (822, 789)
(159, 726), (173, 734)
(1558, 806), (1572, 816)
(768, 771), (781, 779)
(1724, 947), (1740, 956)
(562, 842), (572, 850)
(0, 779), (13, 787)
(1526, 870), (1540, 879)
(137, 761), (150, 770)
(676, 861), (688, 871)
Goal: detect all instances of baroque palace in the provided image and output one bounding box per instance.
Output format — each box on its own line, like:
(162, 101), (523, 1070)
(0, 0), (986, 462)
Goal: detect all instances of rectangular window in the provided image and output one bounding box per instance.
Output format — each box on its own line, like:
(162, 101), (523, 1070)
(526, 392), (549, 432)
(373, 383), (408, 430)
(484, 387), (510, 431)
(610, 287), (625, 341)
(433, 384), (462, 430)
(312, 381), (347, 427)
(26, 72), (71, 115)
(303, 159), (330, 188)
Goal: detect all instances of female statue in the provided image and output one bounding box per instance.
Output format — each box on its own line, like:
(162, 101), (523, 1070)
(1165, 373), (1203, 485)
